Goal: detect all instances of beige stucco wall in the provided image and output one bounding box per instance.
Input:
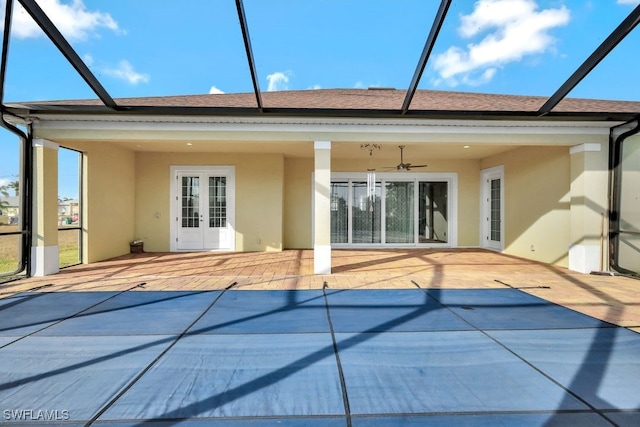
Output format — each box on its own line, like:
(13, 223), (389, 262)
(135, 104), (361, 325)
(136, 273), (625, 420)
(284, 158), (313, 248)
(62, 141), (136, 263)
(135, 152), (284, 252)
(32, 145), (58, 247)
(283, 157), (481, 248)
(482, 146), (571, 266)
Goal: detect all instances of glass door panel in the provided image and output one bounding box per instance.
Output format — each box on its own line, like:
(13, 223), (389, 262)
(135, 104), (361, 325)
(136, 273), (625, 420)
(419, 182), (448, 243)
(490, 179), (501, 242)
(181, 176), (200, 228)
(205, 176), (230, 250)
(352, 181), (381, 244)
(330, 182), (349, 243)
(209, 176), (226, 228)
(178, 175), (203, 250)
(385, 181), (414, 243)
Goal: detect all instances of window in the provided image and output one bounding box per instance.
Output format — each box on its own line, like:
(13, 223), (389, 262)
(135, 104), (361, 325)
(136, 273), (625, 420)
(0, 126), (25, 279)
(58, 147), (83, 268)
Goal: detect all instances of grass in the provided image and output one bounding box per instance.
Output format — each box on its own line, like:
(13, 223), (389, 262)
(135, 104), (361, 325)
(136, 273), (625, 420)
(0, 226), (81, 275)
(59, 229), (81, 268)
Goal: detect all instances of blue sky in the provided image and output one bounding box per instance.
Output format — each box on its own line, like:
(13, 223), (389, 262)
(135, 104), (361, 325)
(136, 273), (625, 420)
(1, 0), (640, 198)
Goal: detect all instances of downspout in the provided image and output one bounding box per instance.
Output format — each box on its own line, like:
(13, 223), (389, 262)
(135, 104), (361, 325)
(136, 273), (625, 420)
(0, 0), (32, 276)
(608, 117), (640, 276)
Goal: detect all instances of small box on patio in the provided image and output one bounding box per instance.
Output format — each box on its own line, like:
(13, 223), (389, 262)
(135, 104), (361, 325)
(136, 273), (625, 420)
(130, 240), (144, 253)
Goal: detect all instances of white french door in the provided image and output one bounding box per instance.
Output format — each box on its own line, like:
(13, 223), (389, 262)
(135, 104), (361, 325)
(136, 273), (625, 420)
(171, 166), (235, 251)
(481, 166), (504, 251)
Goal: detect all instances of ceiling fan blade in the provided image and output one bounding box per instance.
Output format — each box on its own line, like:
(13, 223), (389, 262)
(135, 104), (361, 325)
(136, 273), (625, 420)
(410, 164), (428, 168)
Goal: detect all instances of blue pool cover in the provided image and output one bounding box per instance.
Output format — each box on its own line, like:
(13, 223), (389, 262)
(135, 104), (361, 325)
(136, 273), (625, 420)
(0, 288), (638, 426)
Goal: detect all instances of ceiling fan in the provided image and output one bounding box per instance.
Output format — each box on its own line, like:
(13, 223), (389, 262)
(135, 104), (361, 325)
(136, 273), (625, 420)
(385, 145), (428, 171)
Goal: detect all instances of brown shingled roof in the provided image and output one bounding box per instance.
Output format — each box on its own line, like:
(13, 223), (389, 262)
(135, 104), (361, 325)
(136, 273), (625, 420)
(11, 88), (640, 116)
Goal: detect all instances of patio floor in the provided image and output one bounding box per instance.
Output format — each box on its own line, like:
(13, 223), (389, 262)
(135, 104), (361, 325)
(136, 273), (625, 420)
(1, 249), (640, 426)
(3, 249), (640, 332)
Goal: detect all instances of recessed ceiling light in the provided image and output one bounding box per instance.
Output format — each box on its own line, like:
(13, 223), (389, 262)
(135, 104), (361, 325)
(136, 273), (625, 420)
(186, 143), (193, 146)
(463, 145), (470, 149)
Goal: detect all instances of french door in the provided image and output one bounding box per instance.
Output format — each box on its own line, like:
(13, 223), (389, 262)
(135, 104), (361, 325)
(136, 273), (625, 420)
(171, 166), (235, 251)
(329, 173), (457, 247)
(481, 166), (504, 251)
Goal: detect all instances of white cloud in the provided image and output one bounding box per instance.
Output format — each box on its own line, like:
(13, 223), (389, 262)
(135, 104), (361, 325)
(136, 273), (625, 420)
(4, 0), (120, 41)
(102, 60), (149, 85)
(266, 72), (289, 91)
(432, 0), (570, 87)
(354, 82), (383, 89)
(617, 0), (640, 5)
(208, 86), (225, 94)
(308, 84), (322, 90)
(81, 56), (149, 85)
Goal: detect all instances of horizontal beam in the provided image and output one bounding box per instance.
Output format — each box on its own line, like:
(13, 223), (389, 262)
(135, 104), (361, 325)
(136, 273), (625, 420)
(7, 104), (637, 122)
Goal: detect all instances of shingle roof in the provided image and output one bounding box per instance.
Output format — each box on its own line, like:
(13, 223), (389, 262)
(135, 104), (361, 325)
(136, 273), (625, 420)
(10, 88), (640, 117)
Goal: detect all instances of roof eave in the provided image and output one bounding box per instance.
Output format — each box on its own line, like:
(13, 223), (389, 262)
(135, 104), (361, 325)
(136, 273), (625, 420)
(5, 103), (639, 123)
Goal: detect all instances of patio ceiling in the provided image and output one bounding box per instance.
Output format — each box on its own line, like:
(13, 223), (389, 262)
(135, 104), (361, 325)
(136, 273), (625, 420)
(99, 140), (519, 160)
(1, 0), (640, 121)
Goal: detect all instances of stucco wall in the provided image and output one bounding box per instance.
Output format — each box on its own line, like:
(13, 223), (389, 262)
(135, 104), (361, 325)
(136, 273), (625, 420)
(482, 146), (571, 267)
(284, 157), (313, 248)
(135, 152), (284, 252)
(283, 157), (481, 248)
(32, 145), (59, 248)
(62, 141), (136, 263)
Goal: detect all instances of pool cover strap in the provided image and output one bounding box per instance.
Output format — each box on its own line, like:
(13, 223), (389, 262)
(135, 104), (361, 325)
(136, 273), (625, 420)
(323, 281), (352, 427)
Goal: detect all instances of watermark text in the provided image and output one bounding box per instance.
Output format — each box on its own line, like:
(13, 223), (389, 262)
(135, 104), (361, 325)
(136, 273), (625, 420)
(3, 409), (70, 421)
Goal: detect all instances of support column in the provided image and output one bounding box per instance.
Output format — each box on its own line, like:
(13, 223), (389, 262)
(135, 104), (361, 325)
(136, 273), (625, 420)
(314, 140), (331, 274)
(568, 143), (608, 274)
(31, 139), (59, 276)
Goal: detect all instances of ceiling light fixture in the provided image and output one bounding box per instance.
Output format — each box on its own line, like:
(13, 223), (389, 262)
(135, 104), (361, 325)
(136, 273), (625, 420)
(361, 143), (381, 156)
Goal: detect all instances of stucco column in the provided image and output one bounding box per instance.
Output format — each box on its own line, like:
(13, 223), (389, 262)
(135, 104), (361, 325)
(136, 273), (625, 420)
(568, 143), (608, 273)
(31, 139), (59, 276)
(314, 140), (331, 274)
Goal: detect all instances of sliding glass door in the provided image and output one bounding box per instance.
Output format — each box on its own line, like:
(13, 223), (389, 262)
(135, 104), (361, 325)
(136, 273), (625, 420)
(385, 182), (414, 243)
(352, 181), (381, 244)
(419, 182), (448, 243)
(330, 182), (348, 243)
(328, 173), (455, 247)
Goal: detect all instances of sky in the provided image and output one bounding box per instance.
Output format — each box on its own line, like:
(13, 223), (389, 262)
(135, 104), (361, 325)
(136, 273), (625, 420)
(0, 0), (639, 198)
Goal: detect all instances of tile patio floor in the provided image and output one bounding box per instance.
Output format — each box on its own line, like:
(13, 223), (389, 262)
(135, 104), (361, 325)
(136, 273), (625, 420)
(3, 249), (639, 334)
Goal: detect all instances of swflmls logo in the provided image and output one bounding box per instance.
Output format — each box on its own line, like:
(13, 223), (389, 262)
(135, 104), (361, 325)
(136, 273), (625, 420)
(3, 409), (70, 421)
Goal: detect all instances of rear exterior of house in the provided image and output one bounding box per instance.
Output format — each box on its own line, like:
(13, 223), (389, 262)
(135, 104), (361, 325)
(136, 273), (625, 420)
(7, 89), (640, 277)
